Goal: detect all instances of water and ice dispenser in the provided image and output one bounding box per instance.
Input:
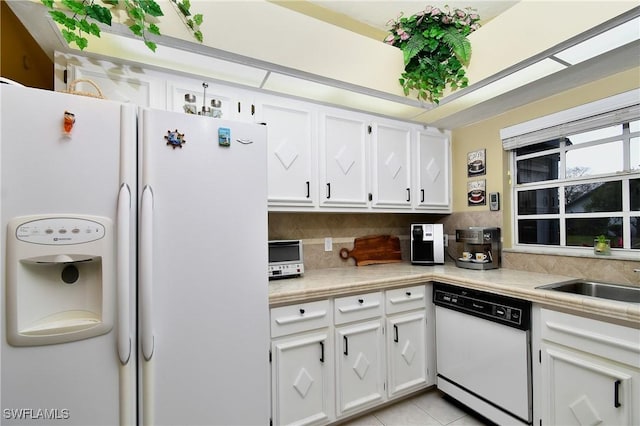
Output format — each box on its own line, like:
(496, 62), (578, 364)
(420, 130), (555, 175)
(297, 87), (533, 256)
(5, 215), (114, 346)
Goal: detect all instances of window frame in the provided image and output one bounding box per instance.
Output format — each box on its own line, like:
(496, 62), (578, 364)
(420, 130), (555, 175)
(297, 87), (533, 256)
(505, 91), (640, 258)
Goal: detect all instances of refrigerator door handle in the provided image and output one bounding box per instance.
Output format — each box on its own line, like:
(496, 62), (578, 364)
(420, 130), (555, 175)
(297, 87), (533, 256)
(117, 183), (132, 365)
(141, 185), (155, 361)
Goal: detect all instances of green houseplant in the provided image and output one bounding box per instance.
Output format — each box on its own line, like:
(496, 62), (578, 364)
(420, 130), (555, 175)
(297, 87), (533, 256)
(41, 0), (203, 52)
(594, 234), (611, 255)
(385, 5), (480, 104)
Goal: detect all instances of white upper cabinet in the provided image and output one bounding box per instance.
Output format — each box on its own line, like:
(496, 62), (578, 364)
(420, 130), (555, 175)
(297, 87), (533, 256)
(167, 77), (255, 122)
(256, 96), (317, 208)
(371, 122), (413, 209)
(415, 129), (451, 211)
(318, 110), (369, 208)
(57, 53), (451, 213)
(64, 58), (166, 108)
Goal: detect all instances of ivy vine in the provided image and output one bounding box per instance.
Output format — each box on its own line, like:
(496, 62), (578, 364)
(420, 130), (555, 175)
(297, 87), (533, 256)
(41, 0), (203, 52)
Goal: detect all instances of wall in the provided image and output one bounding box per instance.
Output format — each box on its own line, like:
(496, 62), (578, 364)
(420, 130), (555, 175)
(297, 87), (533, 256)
(450, 66), (640, 284)
(0, 2), (53, 89)
(273, 66), (640, 281)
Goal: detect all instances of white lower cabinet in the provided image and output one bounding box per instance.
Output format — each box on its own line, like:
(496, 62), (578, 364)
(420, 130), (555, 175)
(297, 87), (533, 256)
(334, 292), (385, 417)
(270, 285), (433, 425)
(271, 300), (334, 426)
(534, 307), (640, 426)
(385, 286), (429, 398)
(386, 310), (428, 397)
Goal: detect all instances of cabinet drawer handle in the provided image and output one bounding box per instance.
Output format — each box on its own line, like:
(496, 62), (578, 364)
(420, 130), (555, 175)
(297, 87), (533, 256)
(393, 324), (399, 343)
(320, 341), (325, 363)
(275, 310), (327, 325)
(343, 336), (349, 356)
(338, 302), (380, 313)
(389, 294), (424, 304)
(326, 183), (331, 199)
(406, 188), (411, 202)
(306, 181), (310, 198)
(421, 189), (425, 203)
(615, 379), (622, 408)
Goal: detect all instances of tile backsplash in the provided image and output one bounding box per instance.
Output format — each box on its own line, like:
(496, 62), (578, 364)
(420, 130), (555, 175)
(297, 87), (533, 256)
(503, 252), (640, 286)
(268, 211), (496, 270)
(269, 211), (639, 285)
(268, 212), (447, 269)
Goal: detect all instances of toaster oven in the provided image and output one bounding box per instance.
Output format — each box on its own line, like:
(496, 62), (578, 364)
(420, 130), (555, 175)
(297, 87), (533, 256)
(268, 240), (304, 279)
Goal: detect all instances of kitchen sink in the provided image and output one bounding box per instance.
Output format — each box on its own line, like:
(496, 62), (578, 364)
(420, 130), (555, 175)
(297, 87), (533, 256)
(537, 280), (640, 304)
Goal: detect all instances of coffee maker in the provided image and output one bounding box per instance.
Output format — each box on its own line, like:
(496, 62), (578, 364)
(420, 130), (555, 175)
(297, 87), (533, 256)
(411, 224), (445, 265)
(455, 227), (501, 270)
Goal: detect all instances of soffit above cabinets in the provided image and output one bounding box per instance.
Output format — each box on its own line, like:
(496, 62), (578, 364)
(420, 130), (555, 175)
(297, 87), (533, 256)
(5, 1), (640, 129)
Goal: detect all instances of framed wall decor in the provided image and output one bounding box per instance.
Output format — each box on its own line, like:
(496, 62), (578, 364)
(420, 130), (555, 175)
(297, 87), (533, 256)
(468, 179), (486, 206)
(467, 149), (486, 177)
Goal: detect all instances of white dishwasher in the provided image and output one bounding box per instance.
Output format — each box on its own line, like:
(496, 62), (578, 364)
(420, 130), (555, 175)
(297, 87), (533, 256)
(434, 283), (532, 426)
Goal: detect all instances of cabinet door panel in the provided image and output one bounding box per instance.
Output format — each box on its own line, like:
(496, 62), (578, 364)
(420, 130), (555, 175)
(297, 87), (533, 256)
(67, 64), (164, 108)
(319, 113), (368, 207)
(542, 344), (634, 426)
(387, 311), (427, 397)
(416, 130), (450, 209)
(371, 123), (412, 208)
(261, 101), (315, 206)
(335, 320), (385, 416)
(272, 332), (332, 426)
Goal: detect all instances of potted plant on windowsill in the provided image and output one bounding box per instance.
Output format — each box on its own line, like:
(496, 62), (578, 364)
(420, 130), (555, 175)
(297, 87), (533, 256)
(384, 5), (480, 104)
(594, 235), (611, 255)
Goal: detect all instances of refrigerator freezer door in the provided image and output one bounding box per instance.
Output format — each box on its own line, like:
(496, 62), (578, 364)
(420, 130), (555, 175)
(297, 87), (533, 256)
(0, 85), (137, 425)
(138, 109), (270, 425)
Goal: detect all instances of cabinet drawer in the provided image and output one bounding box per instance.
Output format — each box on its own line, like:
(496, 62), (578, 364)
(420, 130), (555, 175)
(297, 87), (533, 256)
(385, 285), (426, 315)
(539, 308), (640, 368)
(271, 300), (331, 338)
(334, 292), (383, 325)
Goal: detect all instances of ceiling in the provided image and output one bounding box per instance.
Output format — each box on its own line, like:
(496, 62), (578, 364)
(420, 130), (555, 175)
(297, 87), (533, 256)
(6, 1), (640, 129)
(282, 1), (519, 40)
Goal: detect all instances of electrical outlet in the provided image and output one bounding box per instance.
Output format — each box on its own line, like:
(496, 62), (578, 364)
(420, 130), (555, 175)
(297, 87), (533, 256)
(324, 237), (332, 252)
(443, 234), (449, 247)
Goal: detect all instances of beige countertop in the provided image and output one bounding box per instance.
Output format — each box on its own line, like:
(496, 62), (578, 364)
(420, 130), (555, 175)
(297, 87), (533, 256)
(268, 262), (640, 326)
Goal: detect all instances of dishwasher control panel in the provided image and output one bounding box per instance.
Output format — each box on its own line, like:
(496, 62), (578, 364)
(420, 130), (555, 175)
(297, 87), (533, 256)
(433, 282), (530, 330)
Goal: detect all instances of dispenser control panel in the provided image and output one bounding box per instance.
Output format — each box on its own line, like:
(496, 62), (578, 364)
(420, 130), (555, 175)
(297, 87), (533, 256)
(16, 218), (105, 245)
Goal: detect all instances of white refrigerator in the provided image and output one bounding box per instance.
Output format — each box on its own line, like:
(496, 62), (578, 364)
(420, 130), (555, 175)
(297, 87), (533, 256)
(0, 84), (270, 425)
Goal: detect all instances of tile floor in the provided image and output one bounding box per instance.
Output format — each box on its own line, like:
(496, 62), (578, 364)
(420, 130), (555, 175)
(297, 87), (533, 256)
(339, 390), (495, 426)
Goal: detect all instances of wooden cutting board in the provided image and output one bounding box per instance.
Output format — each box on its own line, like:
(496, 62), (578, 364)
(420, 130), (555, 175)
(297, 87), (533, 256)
(339, 235), (402, 266)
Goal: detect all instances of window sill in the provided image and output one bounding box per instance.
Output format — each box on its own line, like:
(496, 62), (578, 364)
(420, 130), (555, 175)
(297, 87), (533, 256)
(504, 246), (639, 261)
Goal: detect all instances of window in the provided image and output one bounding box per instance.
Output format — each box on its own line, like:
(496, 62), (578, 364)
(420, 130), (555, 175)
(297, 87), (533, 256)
(505, 91), (640, 253)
